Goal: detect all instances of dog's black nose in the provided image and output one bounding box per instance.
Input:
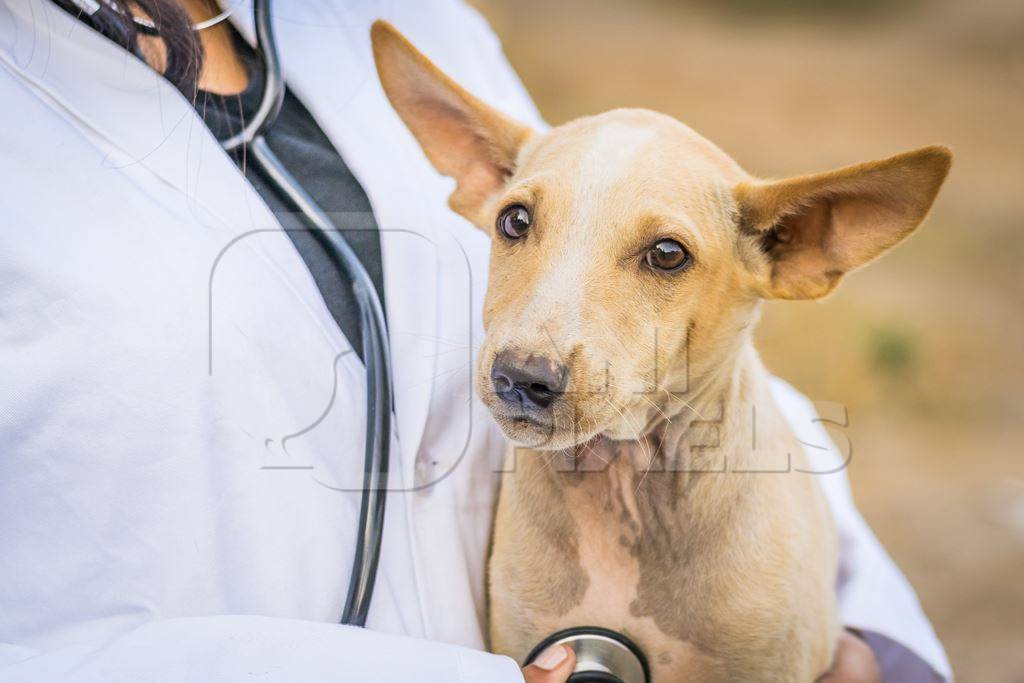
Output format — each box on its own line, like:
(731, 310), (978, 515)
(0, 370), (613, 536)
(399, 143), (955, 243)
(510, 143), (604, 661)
(490, 350), (567, 411)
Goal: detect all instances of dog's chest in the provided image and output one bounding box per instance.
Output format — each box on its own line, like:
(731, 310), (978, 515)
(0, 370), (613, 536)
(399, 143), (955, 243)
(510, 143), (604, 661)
(491, 438), (838, 682)
(504, 449), (726, 680)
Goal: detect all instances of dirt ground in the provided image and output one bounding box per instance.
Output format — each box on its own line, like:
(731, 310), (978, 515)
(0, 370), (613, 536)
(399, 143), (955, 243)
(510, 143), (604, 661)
(471, 0), (1024, 679)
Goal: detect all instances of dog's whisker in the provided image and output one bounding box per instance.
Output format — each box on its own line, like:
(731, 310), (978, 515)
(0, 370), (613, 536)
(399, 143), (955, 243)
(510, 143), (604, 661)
(601, 391), (655, 474)
(658, 386), (706, 421)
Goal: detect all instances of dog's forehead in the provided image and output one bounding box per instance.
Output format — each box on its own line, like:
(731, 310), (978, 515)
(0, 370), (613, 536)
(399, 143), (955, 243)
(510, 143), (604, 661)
(520, 109), (746, 196)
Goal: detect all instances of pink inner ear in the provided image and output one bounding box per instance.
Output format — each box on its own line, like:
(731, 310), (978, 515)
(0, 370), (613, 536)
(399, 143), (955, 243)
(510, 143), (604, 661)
(417, 105), (509, 213)
(460, 161), (506, 202)
(830, 192), (917, 268)
(768, 188), (921, 299)
(374, 20), (533, 221)
(419, 102), (491, 171)
(750, 145), (951, 299)
(388, 68), (520, 216)
(401, 93), (524, 219)
(768, 199), (845, 299)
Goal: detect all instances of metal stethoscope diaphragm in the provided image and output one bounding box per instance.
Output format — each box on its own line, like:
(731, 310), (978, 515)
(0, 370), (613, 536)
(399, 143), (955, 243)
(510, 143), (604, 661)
(525, 627), (651, 683)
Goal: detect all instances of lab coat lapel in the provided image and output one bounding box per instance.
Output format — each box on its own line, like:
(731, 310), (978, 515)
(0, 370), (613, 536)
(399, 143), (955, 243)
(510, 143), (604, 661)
(1, 0), (439, 487)
(0, 1), (287, 244)
(231, 3), (442, 483)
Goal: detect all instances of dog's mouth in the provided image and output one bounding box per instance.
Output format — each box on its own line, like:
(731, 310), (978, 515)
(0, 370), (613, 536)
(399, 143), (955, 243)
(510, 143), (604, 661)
(488, 405), (554, 433)
(484, 400), (608, 451)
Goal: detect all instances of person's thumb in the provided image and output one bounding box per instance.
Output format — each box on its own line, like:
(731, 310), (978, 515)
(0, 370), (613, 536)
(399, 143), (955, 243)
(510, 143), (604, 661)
(522, 644), (576, 683)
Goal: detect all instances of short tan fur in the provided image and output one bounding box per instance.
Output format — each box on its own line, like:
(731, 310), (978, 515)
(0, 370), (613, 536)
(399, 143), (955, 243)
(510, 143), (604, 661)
(372, 20), (950, 681)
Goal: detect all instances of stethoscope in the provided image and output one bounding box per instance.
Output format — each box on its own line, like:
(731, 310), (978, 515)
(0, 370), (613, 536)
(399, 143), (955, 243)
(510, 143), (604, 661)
(65, 0), (390, 630)
(219, 0), (393, 629)
(111, 0), (392, 628)
(70, 3), (651, 678)
(59, 0), (386, 630)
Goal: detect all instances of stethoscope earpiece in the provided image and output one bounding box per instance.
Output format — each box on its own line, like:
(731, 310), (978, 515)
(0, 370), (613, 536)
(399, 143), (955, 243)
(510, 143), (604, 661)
(525, 627), (651, 683)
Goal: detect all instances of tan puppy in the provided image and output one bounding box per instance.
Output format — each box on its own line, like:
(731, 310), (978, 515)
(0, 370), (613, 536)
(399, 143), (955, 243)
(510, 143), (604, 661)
(372, 20), (950, 682)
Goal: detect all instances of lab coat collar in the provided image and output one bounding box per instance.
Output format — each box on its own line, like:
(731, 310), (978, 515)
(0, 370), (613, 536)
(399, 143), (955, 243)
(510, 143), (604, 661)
(0, 0), (439, 485)
(0, 0), (275, 238)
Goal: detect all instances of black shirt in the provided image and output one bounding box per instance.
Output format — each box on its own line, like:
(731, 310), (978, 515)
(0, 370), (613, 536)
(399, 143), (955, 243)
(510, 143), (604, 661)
(195, 35), (385, 362)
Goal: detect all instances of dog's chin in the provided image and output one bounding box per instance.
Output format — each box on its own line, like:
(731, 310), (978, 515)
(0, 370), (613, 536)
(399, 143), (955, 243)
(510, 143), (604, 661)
(598, 420), (646, 442)
(487, 406), (599, 451)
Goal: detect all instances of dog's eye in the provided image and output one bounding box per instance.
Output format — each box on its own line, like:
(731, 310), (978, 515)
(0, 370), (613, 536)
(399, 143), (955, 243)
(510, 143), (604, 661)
(645, 239), (691, 272)
(497, 205), (531, 240)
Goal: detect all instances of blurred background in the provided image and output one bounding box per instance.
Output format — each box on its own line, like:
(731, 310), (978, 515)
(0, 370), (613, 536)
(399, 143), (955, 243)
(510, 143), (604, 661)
(471, 0), (1023, 679)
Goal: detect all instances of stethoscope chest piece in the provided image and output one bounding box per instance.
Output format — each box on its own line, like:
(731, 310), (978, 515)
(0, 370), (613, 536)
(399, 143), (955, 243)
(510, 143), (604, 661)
(524, 627), (651, 683)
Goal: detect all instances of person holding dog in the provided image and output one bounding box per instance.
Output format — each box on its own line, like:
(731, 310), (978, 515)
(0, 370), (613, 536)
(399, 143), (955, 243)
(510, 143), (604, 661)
(0, 1), (949, 680)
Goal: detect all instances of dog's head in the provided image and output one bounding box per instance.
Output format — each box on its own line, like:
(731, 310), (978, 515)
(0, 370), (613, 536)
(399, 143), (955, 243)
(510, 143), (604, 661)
(372, 21), (951, 450)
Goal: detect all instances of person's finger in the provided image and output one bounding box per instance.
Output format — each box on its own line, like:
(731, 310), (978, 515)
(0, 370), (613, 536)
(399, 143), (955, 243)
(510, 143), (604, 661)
(817, 630), (881, 683)
(522, 644), (577, 683)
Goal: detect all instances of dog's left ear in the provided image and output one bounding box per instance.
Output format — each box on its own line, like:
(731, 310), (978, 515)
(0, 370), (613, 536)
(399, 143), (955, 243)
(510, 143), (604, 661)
(735, 145), (952, 299)
(371, 20), (533, 223)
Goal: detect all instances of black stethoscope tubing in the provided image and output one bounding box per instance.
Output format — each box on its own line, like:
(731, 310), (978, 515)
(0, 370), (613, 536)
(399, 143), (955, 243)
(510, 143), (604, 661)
(221, 0), (392, 628)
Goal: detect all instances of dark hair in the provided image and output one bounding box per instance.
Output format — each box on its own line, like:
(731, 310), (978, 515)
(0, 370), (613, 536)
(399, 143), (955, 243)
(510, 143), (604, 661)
(53, 0), (204, 96)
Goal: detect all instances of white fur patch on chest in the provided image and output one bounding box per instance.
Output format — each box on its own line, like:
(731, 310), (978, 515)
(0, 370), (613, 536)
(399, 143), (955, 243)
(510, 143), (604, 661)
(552, 450), (718, 679)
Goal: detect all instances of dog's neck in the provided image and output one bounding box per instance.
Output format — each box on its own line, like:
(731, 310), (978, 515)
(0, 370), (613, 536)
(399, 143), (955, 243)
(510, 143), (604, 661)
(536, 336), (787, 502)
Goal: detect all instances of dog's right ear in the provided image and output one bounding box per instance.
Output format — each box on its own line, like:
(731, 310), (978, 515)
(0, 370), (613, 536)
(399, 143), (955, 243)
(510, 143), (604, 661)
(371, 20), (532, 224)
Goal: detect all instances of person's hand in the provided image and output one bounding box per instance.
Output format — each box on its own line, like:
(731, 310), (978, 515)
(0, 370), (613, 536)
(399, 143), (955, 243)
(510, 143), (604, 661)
(522, 644), (577, 683)
(817, 630), (880, 682)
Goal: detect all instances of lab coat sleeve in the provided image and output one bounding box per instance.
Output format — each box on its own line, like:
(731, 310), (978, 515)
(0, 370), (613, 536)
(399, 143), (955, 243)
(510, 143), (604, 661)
(770, 378), (953, 683)
(0, 616), (523, 682)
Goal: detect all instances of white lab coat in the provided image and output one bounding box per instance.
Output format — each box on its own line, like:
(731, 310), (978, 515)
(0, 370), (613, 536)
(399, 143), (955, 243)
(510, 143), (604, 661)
(0, 0), (951, 680)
